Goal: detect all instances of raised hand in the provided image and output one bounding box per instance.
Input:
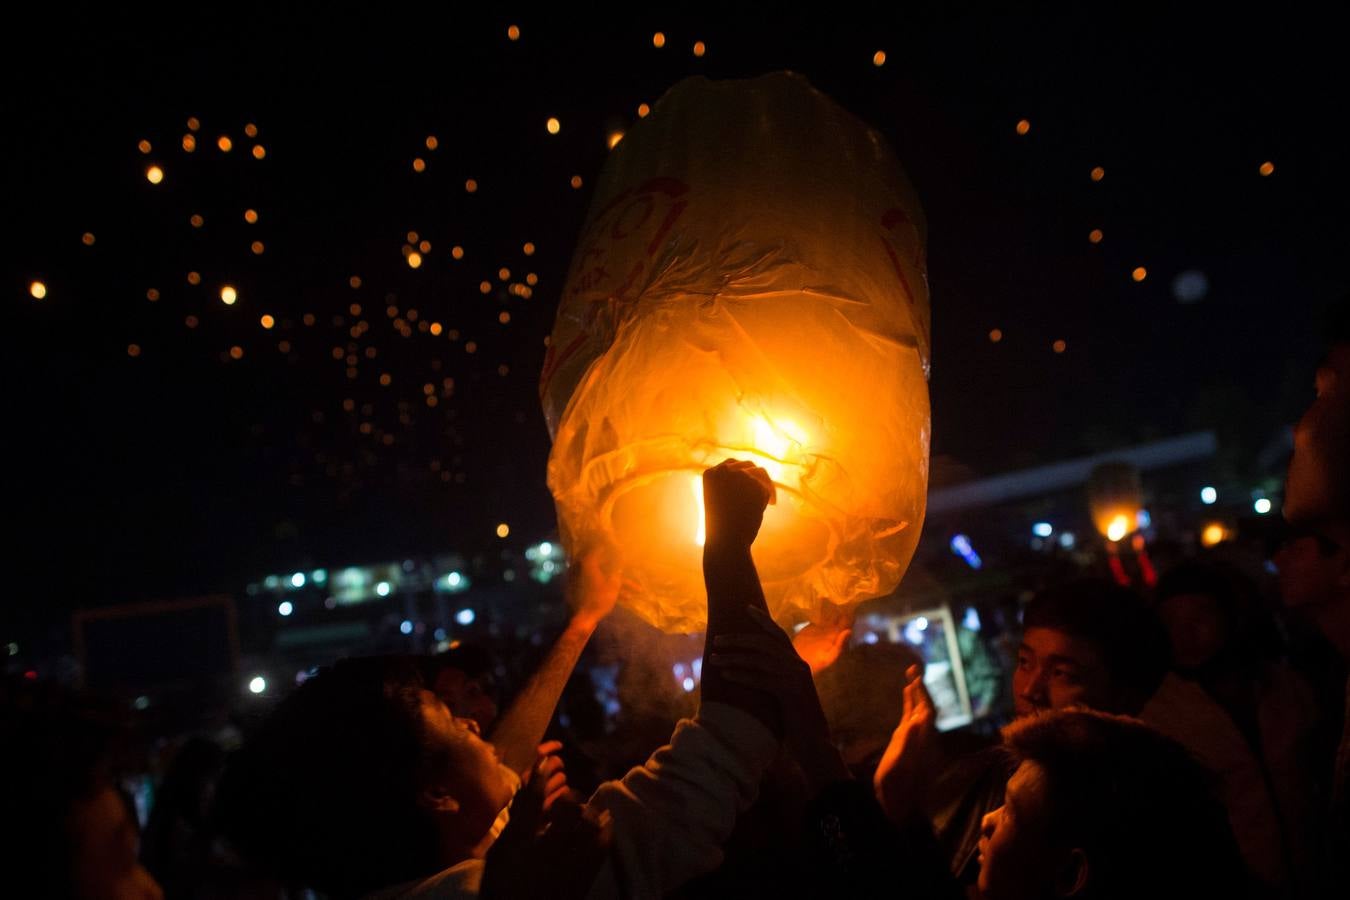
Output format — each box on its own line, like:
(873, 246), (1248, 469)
(568, 547), (625, 633)
(873, 664), (940, 825)
(702, 458), (776, 551)
(791, 614), (854, 676)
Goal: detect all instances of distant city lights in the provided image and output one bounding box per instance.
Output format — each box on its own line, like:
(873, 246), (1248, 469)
(376, 581), (391, 597)
(291, 572), (306, 588)
(1200, 486), (1218, 505)
(278, 601), (294, 616)
(1032, 522), (1053, 538)
(248, 676), (266, 694)
(1254, 497), (1273, 515)
(400, 620), (414, 635)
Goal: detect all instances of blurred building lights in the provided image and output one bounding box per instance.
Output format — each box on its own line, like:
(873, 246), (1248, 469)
(291, 572), (305, 588)
(456, 608), (476, 625)
(376, 581), (391, 597)
(1201, 486), (1217, 505)
(400, 619), (414, 635)
(278, 601), (294, 616)
(1254, 497), (1273, 515)
(146, 165), (164, 184)
(29, 281), (47, 299)
(248, 676), (266, 694)
(1032, 522), (1053, 538)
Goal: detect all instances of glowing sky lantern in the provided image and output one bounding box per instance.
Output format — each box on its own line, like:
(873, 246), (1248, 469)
(1087, 462), (1143, 544)
(541, 73), (931, 633)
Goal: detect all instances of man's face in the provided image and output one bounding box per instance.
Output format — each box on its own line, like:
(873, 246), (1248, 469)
(978, 761), (1062, 900)
(69, 786), (164, 900)
(1013, 628), (1114, 718)
(416, 690), (517, 836)
(1285, 344), (1350, 524)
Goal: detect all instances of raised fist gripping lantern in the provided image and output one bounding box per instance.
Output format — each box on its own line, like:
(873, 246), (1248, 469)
(541, 73), (931, 633)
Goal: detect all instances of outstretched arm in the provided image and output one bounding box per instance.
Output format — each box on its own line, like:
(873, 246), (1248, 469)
(490, 549), (622, 777)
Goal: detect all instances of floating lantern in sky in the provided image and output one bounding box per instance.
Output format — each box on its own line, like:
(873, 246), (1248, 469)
(542, 73), (931, 633)
(1088, 462), (1142, 543)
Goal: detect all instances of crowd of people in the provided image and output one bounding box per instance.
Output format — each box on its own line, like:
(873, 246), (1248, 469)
(4, 301), (1348, 898)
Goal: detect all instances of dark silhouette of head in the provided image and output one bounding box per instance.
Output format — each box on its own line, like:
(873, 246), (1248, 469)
(979, 708), (1250, 900)
(216, 656), (515, 898)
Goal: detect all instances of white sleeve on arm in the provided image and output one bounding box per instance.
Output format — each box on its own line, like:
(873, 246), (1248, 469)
(584, 701), (779, 899)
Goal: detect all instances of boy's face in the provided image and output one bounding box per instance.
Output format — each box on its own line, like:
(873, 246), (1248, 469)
(1013, 627), (1115, 718)
(417, 690), (517, 835)
(978, 761), (1063, 900)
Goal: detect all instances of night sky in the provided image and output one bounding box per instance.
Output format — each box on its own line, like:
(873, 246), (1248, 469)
(7, 6), (1347, 622)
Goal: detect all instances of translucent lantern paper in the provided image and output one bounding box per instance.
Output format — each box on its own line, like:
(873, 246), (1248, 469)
(542, 73), (931, 633)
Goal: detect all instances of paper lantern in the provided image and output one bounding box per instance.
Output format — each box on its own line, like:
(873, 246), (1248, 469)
(541, 73), (931, 633)
(1087, 462), (1143, 543)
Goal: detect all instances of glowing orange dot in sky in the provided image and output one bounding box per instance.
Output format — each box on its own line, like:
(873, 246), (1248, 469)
(1132, 267), (1147, 282)
(1016, 119), (1031, 135)
(146, 165), (164, 184)
(873, 50), (886, 67)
